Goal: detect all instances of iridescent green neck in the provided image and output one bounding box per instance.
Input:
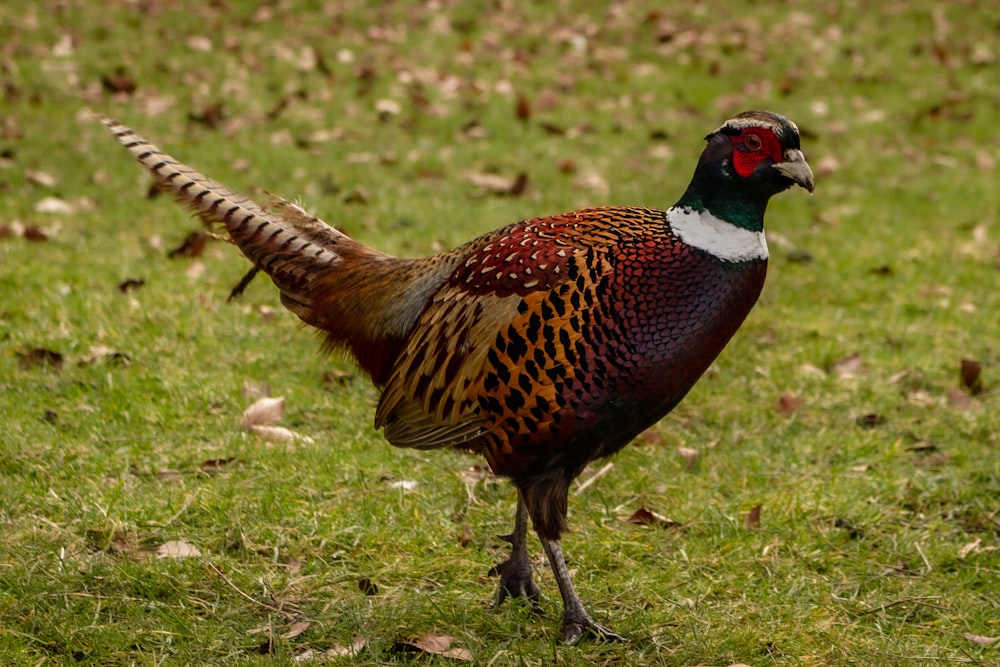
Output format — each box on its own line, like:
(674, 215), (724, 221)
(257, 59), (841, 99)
(675, 188), (767, 233)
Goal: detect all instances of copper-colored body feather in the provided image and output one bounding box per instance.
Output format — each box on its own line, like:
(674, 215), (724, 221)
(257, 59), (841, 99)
(102, 112), (812, 644)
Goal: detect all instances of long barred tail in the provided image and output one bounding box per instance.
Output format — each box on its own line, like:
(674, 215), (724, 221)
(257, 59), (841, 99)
(100, 115), (454, 386)
(100, 116), (361, 320)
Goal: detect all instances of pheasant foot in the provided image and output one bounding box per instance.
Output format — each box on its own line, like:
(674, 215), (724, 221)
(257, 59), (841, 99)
(560, 613), (625, 646)
(489, 492), (544, 615)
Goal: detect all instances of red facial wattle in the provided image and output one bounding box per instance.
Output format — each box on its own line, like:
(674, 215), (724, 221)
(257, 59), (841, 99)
(732, 129), (783, 178)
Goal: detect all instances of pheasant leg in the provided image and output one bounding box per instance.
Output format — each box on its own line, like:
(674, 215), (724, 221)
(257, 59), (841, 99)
(490, 492), (543, 614)
(539, 535), (624, 645)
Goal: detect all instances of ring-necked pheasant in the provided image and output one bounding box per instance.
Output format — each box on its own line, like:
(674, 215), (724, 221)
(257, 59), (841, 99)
(101, 110), (813, 644)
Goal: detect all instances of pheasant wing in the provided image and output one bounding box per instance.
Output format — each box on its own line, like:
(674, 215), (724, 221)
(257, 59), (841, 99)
(375, 209), (628, 463)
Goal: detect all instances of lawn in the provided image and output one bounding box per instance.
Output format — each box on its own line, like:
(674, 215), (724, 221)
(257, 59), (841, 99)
(1, 1), (998, 665)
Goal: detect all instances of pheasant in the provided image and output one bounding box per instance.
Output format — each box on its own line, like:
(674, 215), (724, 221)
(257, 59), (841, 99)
(101, 110), (813, 644)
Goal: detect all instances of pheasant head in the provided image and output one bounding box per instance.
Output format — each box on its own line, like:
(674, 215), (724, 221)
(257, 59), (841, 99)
(677, 110), (814, 233)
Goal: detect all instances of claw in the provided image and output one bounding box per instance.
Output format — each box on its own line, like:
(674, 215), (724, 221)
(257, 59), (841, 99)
(561, 618), (625, 646)
(490, 555), (544, 615)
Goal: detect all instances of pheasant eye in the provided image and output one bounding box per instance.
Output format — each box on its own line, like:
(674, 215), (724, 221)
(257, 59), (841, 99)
(743, 133), (762, 151)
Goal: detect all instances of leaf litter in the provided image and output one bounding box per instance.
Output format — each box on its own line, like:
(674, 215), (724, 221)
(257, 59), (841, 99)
(625, 507), (682, 529)
(240, 395), (314, 443)
(156, 540), (202, 559)
(393, 633), (472, 661)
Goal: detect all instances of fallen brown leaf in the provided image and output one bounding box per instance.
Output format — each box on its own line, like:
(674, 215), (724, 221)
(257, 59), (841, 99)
(677, 446), (699, 470)
(963, 632), (999, 647)
(625, 507), (681, 529)
(156, 540), (202, 559)
(248, 424), (314, 443)
(189, 102), (225, 129)
(508, 171), (529, 197)
(959, 358), (983, 394)
(744, 504), (762, 530)
(775, 391), (804, 415)
(78, 345), (131, 367)
(241, 396), (285, 428)
(155, 468), (183, 483)
(322, 636), (367, 658)
(34, 196), (73, 214)
(117, 277), (145, 293)
(515, 93), (532, 121)
(829, 353), (863, 378)
(394, 634), (472, 661)
(101, 66), (137, 94)
(17, 347), (63, 371)
(200, 457), (237, 474)
(958, 537), (982, 559)
(282, 620), (310, 640)
(24, 225), (49, 241)
(556, 158), (577, 174)
(856, 413), (887, 428)
(26, 169), (58, 188)
(167, 230), (208, 258)
(463, 170), (529, 197)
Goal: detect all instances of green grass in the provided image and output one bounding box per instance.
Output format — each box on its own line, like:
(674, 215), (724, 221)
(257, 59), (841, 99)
(2, 1), (999, 664)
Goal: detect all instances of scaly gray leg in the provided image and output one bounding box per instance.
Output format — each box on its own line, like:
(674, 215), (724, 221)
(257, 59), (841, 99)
(539, 535), (624, 645)
(490, 491), (543, 614)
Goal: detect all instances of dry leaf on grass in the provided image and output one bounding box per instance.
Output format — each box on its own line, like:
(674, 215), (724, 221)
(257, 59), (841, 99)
(156, 540), (202, 559)
(167, 230), (208, 258)
(958, 537), (982, 559)
(247, 424), (314, 444)
(26, 169), (58, 187)
(963, 633), (999, 647)
(625, 507), (681, 529)
(34, 196), (74, 214)
(200, 457), (237, 474)
(393, 634), (472, 661)
(829, 353), (864, 378)
(775, 392), (804, 415)
(295, 637), (367, 661)
(463, 170), (528, 197)
(744, 504), (762, 529)
(282, 620), (310, 640)
(959, 358), (983, 394)
(241, 396), (285, 428)
(78, 345), (131, 367)
(856, 413), (887, 428)
(677, 446), (699, 469)
(117, 277), (145, 293)
(1, 220), (51, 241)
(17, 347), (64, 371)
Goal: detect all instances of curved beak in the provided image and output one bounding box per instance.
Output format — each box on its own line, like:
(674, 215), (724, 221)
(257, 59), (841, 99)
(773, 149), (815, 193)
